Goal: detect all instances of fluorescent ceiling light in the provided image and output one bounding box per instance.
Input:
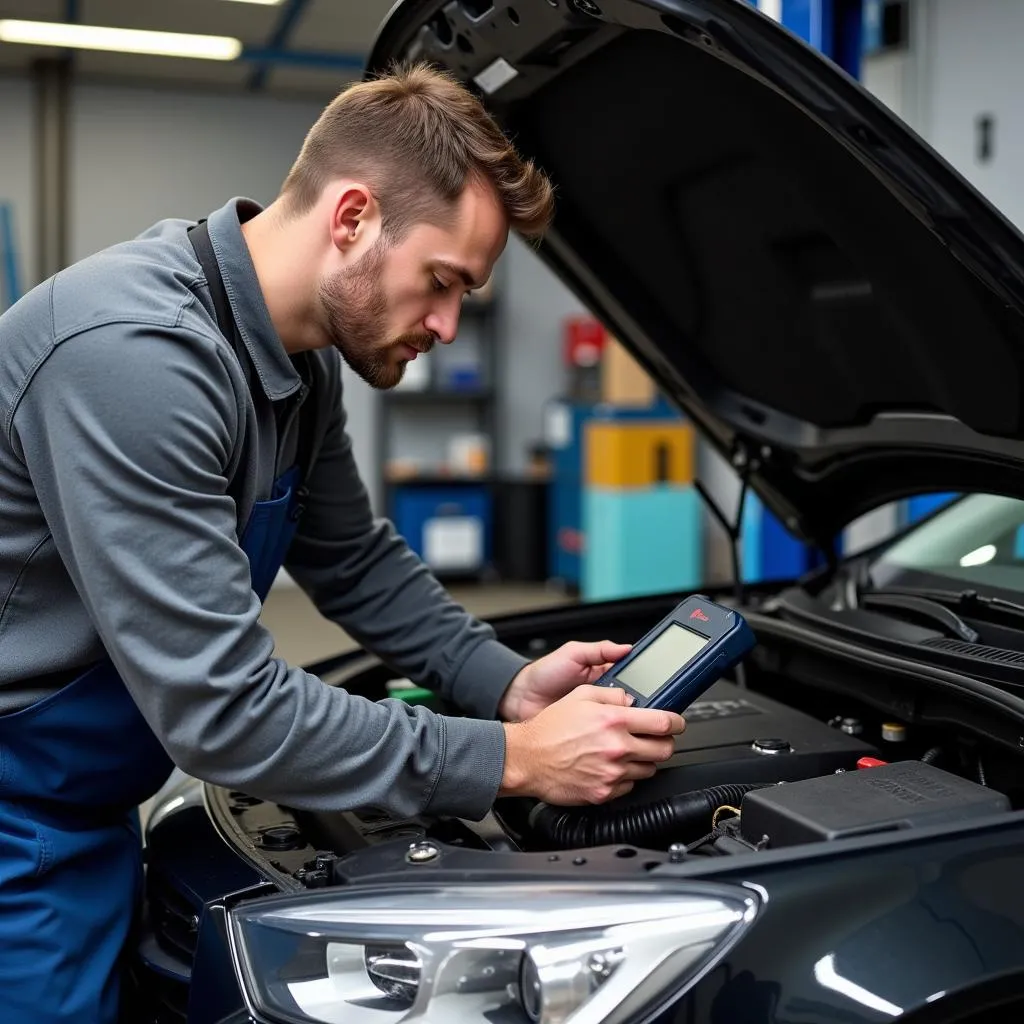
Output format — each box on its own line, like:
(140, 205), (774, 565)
(0, 20), (243, 61)
(222, 0), (283, 5)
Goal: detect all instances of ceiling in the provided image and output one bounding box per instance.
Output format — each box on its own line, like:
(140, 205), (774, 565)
(0, 0), (397, 98)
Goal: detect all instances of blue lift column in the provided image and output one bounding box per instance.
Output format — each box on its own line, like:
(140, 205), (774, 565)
(739, 0), (863, 583)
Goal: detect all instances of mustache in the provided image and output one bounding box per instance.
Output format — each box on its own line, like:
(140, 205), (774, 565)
(394, 333), (437, 355)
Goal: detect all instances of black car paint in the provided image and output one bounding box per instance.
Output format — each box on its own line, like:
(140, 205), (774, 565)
(143, 705), (1024, 1024)
(137, 576), (1024, 1024)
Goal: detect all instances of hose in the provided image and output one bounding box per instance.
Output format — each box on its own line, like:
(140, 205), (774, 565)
(528, 783), (772, 850)
(921, 747), (944, 765)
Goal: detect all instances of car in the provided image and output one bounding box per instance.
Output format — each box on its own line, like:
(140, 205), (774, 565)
(133, 1), (1024, 1022)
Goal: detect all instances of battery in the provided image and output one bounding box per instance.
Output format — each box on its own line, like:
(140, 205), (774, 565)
(740, 760), (1011, 848)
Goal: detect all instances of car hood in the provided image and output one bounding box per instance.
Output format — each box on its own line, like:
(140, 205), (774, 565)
(368, 0), (1024, 547)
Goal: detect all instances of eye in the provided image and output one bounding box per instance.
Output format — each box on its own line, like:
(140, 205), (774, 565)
(431, 276), (449, 293)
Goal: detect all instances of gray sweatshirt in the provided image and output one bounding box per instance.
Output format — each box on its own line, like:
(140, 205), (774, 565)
(0, 197), (528, 820)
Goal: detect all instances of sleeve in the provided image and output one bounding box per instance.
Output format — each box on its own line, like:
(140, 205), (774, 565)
(283, 366), (530, 721)
(10, 323), (508, 820)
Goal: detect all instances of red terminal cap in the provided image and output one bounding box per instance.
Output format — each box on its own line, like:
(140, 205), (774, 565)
(857, 757), (889, 769)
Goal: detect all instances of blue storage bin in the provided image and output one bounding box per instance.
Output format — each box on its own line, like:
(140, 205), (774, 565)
(582, 484), (703, 602)
(392, 486), (492, 573)
(545, 397), (686, 587)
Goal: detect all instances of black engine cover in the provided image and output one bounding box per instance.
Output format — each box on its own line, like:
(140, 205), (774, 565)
(614, 680), (878, 806)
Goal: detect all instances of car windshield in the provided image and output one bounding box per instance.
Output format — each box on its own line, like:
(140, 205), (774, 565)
(870, 494), (1024, 596)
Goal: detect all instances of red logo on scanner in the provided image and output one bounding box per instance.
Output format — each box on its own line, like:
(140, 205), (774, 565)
(689, 608), (710, 622)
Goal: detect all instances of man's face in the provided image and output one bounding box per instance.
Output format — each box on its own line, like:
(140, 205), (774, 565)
(318, 178), (508, 390)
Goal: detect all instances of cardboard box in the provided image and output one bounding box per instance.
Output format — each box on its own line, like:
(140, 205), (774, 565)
(600, 335), (656, 407)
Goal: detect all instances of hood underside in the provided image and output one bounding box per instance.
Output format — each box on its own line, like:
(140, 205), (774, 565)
(368, 0), (1024, 545)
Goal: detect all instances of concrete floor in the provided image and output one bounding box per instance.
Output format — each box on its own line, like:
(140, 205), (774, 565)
(260, 579), (576, 666)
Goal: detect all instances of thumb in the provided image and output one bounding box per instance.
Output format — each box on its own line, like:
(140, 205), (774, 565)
(574, 684), (635, 706)
(570, 640), (632, 666)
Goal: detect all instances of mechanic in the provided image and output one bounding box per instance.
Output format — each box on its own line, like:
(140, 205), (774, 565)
(0, 62), (686, 1022)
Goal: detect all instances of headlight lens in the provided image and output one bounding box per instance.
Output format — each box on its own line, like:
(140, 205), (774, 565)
(228, 879), (758, 1024)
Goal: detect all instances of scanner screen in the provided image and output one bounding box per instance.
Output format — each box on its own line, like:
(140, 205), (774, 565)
(615, 623), (709, 697)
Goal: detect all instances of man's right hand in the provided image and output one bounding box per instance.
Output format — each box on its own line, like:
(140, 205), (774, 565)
(498, 685), (685, 805)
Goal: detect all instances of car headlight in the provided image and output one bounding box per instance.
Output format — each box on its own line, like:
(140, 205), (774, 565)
(228, 879), (759, 1024)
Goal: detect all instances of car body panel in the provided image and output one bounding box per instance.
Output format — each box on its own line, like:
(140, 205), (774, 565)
(144, 760), (1024, 1024)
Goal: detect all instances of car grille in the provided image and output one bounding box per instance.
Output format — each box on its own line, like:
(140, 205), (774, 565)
(149, 874), (201, 966)
(149, 974), (190, 1024)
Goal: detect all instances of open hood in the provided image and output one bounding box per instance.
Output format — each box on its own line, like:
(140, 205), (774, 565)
(368, 0), (1024, 547)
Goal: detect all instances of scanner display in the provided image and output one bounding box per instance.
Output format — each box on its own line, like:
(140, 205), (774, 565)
(615, 623), (709, 697)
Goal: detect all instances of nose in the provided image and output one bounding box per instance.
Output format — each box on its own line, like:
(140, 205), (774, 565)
(424, 304), (460, 345)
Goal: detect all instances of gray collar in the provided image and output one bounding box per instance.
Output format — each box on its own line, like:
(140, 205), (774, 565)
(205, 197), (302, 402)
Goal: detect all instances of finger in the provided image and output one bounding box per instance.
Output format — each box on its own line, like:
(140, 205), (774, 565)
(589, 780), (636, 804)
(623, 736), (677, 763)
(584, 662), (616, 684)
(566, 640), (632, 667)
(574, 684), (635, 706)
(621, 761), (660, 781)
(622, 707), (687, 736)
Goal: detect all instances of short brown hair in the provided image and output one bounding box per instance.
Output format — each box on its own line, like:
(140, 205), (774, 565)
(280, 62), (554, 242)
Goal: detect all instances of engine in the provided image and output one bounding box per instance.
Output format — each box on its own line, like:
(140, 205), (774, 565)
(490, 679), (1009, 857)
(229, 678), (1011, 880)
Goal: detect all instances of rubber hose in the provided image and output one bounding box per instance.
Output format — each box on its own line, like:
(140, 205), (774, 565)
(529, 783), (771, 850)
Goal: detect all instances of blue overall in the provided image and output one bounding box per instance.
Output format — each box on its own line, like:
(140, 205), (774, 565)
(0, 221), (312, 1022)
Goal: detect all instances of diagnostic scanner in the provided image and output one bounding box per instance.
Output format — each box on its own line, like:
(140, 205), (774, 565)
(594, 594), (756, 712)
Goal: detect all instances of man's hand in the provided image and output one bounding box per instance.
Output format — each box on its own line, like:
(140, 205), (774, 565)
(499, 640), (633, 722)
(499, 685), (686, 805)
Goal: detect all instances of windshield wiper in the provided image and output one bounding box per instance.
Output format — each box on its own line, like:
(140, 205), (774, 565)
(858, 591), (980, 643)
(864, 585), (1024, 630)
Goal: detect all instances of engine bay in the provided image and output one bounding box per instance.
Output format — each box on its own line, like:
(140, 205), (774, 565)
(222, 656), (1024, 889)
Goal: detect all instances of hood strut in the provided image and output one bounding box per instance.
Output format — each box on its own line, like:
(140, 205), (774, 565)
(695, 461), (751, 690)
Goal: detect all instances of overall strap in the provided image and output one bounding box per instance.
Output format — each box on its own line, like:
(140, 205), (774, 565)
(187, 220), (320, 491)
(187, 220), (234, 341)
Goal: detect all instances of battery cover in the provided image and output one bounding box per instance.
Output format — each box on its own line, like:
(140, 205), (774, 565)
(740, 760), (1010, 848)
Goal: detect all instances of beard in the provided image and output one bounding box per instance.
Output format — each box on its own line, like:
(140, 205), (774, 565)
(318, 239), (434, 390)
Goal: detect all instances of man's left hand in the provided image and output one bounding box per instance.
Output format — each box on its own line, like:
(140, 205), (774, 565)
(499, 640), (633, 722)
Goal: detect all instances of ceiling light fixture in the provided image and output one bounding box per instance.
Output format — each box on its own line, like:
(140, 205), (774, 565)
(221, 0), (284, 5)
(0, 20), (243, 61)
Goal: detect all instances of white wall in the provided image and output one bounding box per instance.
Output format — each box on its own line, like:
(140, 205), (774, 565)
(70, 84), (321, 260)
(0, 77), (38, 303)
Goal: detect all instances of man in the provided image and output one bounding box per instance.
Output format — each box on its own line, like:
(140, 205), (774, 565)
(0, 63), (685, 1021)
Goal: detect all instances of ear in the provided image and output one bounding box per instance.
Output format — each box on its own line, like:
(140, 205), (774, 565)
(328, 183), (382, 256)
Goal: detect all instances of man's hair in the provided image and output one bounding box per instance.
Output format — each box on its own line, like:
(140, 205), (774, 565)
(280, 62), (554, 242)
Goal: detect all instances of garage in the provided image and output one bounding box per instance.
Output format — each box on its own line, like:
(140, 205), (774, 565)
(4, 1), (1024, 1022)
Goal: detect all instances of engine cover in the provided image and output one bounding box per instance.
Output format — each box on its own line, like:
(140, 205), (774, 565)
(616, 680), (879, 805)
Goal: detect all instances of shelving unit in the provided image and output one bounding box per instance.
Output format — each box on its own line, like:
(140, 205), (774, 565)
(377, 285), (502, 581)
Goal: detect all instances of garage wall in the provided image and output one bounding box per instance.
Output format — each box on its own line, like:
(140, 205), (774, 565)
(922, 0), (1024, 231)
(497, 235), (587, 473)
(0, 76), (38, 304)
